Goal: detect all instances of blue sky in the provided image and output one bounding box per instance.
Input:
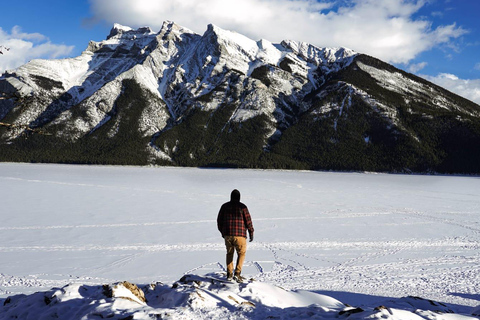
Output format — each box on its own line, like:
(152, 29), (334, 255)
(1, 0), (479, 104)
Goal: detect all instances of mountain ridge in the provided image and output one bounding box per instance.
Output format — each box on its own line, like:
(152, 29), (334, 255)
(1, 22), (479, 173)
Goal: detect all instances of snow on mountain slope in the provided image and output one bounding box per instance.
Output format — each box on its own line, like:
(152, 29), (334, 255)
(7, 24), (156, 102)
(0, 21), (356, 135)
(356, 61), (480, 117)
(1, 21), (480, 172)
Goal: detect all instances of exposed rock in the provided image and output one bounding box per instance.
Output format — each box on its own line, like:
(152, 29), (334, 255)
(103, 281), (146, 304)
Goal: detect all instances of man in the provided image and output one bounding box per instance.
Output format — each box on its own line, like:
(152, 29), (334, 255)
(217, 189), (254, 283)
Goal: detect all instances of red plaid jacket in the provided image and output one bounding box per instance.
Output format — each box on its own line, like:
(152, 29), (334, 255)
(217, 201), (254, 238)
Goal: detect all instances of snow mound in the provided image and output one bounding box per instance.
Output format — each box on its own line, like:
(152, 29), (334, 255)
(0, 273), (478, 320)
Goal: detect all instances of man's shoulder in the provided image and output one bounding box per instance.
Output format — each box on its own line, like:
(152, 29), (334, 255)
(219, 202), (231, 212)
(238, 202), (248, 209)
(221, 201), (248, 209)
(233, 201), (248, 209)
(220, 201), (231, 208)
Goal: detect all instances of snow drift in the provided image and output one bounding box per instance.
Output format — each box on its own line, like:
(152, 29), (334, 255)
(1, 273), (478, 320)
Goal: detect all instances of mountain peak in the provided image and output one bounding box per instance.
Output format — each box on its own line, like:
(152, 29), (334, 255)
(107, 23), (154, 40)
(281, 40), (356, 64)
(158, 20), (196, 41)
(113, 23), (133, 32)
(204, 23), (256, 47)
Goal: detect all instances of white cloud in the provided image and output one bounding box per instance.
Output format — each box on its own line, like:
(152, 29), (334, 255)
(408, 62), (428, 73)
(87, 0), (466, 64)
(0, 26), (74, 72)
(431, 11), (444, 18)
(10, 25), (48, 42)
(423, 73), (480, 105)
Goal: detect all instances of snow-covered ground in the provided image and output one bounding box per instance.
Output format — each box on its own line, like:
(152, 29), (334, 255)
(0, 163), (479, 319)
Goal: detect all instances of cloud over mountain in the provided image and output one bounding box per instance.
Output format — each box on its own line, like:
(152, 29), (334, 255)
(0, 26), (74, 72)
(423, 73), (480, 105)
(87, 0), (466, 64)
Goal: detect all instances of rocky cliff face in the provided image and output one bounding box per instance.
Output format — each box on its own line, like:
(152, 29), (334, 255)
(1, 22), (479, 172)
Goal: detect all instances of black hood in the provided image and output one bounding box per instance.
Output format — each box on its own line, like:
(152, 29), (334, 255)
(230, 189), (241, 202)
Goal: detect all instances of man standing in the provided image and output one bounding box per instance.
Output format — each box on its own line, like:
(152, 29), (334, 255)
(217, 189), (254, 283)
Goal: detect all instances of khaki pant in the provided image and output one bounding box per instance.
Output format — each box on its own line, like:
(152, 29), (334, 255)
(224, 236), (247, 276)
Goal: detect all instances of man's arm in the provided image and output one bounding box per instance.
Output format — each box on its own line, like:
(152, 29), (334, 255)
(243, 207), (254, 242)
(217, 205), (224, 236)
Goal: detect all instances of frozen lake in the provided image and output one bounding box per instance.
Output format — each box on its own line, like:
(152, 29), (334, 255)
(0, 163), (479, 309)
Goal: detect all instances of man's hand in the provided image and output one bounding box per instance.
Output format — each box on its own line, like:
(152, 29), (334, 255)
(249, 234), (254, 242)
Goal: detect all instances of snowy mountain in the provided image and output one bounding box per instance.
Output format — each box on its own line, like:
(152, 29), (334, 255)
(1, 22), (479, 173)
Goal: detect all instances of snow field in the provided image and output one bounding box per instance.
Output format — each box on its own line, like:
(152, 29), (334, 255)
(0, 163), (479, 319)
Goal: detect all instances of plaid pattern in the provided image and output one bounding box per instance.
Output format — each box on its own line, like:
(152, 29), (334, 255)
(217, 201), (254, 238)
